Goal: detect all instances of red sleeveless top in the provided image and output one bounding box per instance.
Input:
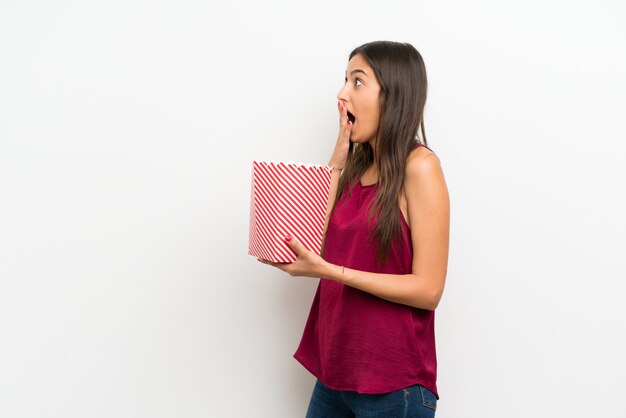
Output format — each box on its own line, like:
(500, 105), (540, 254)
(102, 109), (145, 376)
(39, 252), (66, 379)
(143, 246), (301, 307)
(293, 148), (438, 397)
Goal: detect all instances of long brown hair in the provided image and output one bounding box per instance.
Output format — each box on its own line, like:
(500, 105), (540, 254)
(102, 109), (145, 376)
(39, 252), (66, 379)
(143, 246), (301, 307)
(325, 41), (429, 266)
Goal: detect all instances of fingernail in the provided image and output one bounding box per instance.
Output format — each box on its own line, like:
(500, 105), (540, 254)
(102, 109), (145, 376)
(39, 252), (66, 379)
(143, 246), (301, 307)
(284, 236), (292, 242)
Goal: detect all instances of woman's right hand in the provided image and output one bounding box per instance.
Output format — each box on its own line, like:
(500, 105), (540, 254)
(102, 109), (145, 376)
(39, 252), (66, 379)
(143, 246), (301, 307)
(328, 101), (352, 170)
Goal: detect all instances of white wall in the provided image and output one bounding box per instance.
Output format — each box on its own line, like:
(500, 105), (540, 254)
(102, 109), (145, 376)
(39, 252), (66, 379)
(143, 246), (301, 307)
(1, 1), (625, 417)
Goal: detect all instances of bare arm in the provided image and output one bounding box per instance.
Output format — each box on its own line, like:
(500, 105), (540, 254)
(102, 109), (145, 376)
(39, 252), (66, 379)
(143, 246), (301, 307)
(320, 151), (449, 310)
(262, 148), (450, 311)
(323, 100), (352, 234)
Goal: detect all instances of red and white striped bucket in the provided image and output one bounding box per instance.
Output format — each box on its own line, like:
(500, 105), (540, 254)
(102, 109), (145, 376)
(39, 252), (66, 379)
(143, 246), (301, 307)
(249, 161), (333, 263)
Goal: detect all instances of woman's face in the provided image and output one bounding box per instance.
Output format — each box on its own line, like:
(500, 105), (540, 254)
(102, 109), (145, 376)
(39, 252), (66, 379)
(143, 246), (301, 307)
(337, 54), (381, 144)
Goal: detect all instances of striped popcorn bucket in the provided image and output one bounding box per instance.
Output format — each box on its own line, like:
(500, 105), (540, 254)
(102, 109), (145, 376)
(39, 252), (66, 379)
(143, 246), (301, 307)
(249, 161), (333, 263)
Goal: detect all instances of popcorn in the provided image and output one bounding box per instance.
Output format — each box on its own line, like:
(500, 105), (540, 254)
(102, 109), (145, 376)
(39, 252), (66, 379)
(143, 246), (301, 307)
(249, 161), (333, 263)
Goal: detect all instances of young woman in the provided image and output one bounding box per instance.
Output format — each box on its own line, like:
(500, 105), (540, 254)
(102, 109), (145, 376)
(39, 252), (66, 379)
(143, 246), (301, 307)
(259, 41), (449, 418)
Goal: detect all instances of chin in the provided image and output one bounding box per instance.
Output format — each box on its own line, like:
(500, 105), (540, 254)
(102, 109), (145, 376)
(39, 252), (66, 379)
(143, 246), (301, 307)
(350, 136), (369, 144)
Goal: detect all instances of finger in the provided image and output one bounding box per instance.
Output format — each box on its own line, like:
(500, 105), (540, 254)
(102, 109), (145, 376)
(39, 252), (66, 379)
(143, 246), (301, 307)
(343, 105), (350, 127)
(257, 258), (287, 268)
(340, 121), (352, 142)
(342, 104), (349, 126)
(257, 258), (271, 266)
(284, 235), (304, 255)
(259, 258), (295, 276)
(337, 103), (352, 139)
(337, 101), (343, 127)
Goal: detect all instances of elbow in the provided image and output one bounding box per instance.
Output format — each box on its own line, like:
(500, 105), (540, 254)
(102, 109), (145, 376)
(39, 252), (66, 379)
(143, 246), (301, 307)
(423, 274), (446, 310)
(421, 288), (443, 311)
(426, 294), (441, 311)
(406, 274), (445, 310)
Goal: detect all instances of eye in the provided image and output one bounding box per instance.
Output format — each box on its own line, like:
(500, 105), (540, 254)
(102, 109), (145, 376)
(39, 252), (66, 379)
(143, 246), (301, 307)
(355, 78), (363, 87)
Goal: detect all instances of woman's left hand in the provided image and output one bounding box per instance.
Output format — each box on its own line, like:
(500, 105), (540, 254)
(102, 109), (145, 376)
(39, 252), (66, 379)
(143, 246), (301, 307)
(258, 236), (328, 278)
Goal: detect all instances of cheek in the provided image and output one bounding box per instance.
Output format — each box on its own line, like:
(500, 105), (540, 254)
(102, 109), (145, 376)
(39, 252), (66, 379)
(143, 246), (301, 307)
(367, 99), (380, 119)
(367, 105), (380, 126)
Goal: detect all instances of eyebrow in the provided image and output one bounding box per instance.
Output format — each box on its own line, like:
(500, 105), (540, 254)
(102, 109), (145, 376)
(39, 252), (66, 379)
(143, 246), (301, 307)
(345, 69), (368, 78)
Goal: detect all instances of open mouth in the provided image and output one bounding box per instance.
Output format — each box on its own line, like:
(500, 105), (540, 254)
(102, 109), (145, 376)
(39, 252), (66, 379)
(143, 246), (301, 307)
(347, 111), (356, 124)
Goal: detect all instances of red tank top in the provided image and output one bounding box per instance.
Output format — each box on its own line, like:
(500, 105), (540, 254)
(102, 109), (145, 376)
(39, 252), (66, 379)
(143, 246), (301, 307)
(293, 148), (438, 397)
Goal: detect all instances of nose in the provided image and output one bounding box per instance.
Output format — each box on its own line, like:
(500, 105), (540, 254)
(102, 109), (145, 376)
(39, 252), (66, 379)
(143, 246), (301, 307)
(337, 83), (349, 103)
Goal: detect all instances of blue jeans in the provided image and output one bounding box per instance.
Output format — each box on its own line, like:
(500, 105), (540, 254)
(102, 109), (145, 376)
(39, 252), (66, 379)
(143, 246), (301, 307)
(306, 379), (437, 418)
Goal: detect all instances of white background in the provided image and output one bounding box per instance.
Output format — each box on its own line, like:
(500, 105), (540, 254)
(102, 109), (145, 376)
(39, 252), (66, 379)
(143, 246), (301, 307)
(1, 1), (625, 417)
